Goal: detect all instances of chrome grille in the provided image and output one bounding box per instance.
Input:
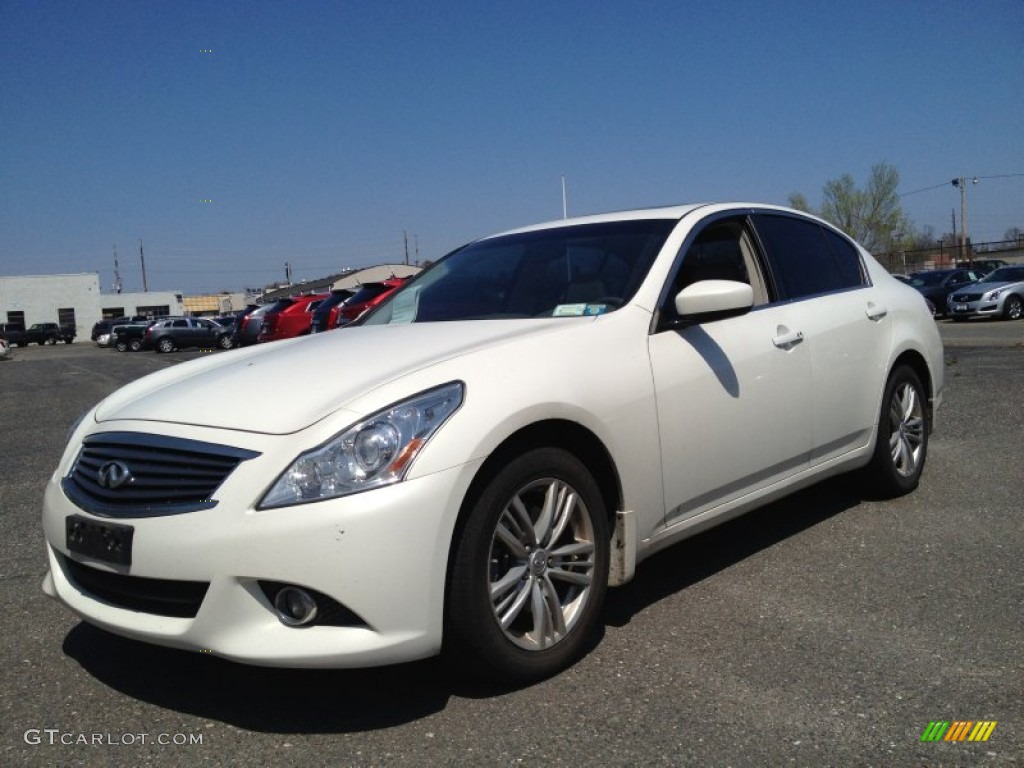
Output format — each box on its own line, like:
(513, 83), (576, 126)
(951, 293), (981, 302)
(62, 431), (260, 518)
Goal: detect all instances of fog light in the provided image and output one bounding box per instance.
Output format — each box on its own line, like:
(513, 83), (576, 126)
(273, 586), (318, 627)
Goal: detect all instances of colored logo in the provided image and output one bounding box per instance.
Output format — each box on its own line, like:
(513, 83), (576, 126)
(921, 721), (997, 742)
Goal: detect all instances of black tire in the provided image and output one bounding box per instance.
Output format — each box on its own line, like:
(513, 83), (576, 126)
(46, 336), (56, 345)
(1003, 295), (1023, 321)
(863, 365), (928, 497)
(217, 334), (234, 350)
(446, 447), (609, 683)
(156, 337), (175, 353)
(128, 338), (142, 352)
(114, 339), (128, 353)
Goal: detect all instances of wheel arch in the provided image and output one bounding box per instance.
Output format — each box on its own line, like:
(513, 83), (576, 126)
(442, 418), (623, 629)
(889, 348), (935, 431)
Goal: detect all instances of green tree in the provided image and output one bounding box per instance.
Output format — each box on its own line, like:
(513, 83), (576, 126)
(789, 162), (909, 253)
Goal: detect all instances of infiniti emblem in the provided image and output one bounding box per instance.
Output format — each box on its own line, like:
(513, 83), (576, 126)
(97, 461), (133, 489)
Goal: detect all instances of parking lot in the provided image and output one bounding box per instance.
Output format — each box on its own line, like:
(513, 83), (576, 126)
(1, 320), (1021, 766)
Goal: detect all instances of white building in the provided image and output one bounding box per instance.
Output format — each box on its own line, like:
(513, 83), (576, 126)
(0, 273), (183, 341)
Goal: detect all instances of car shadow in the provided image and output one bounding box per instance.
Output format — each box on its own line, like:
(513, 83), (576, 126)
(603, 474), (863, 627)
(62, 475), (864, 733)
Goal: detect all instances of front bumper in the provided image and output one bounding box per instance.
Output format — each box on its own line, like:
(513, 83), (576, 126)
(947, 298), (1001, 318)
(42, 438), (482, 668)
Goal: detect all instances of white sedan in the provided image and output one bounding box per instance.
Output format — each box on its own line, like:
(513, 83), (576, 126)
(41, 203), (943, 682)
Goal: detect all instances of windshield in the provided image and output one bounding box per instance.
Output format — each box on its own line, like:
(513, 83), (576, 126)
(909, 272), (947, 287)
(363, 220), (675, 324)
(982, 266), (1024, 283)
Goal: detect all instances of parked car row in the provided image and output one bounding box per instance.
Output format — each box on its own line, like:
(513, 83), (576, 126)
(902, 265), (1024, 321)
(90, 278), (412, 356)
(236, 277), (410, 346)
(0, 322), (76, 346)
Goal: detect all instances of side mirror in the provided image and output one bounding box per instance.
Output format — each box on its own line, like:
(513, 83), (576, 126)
(673, 279), (754, 324)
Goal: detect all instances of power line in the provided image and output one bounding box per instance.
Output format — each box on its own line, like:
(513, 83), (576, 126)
(900, 172), (1024, 197)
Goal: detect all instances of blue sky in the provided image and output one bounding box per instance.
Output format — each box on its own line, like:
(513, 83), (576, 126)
(2, 0), (1021, 294)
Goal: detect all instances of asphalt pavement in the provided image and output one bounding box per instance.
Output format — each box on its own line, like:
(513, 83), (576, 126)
(1, 321), (1021, 766)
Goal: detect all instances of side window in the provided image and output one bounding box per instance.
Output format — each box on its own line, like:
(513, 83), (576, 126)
(753, 214), (846, 300)
(172, 319), (189, 328)
(820, 228), (867, 288)
(669, 217), (769, 306)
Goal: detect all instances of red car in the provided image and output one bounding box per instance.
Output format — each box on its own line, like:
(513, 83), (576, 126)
(257, 293), (329, 343)
(334, 278), (409, 327)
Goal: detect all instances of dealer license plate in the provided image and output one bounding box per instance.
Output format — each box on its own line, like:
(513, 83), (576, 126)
(954, 304), (968, 312)
(66, 515), (134, 566)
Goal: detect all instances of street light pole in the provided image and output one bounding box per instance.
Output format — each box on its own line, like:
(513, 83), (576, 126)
(951, 176), (979, 264)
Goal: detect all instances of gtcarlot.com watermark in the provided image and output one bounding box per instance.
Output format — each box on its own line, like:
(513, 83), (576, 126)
(24, 729), (203, 746)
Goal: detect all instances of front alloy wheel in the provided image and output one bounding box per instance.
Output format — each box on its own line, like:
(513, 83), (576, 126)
(448, 448), (609, 683)
(865, 365), (928, 496)
(1003, 295), (1023, 321)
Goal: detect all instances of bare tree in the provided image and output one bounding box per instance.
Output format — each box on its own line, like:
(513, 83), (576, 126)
(789, 162), (909, 253)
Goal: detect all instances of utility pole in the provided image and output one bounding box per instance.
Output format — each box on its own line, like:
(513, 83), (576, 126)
(951, 176), (978, 264)
(403, 230), (409, 265)
(561, 174), (568, 219)
(113, 245), (122, 294)
(139, 239), (149, 292)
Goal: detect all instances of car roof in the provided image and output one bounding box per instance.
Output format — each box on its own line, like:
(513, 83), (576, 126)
(481, 202), (836, 240)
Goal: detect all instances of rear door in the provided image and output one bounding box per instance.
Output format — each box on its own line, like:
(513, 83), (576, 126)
(750, 213), (892, 465)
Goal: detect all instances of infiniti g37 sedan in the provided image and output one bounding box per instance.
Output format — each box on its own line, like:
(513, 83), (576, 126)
(41, 203), (944, 682)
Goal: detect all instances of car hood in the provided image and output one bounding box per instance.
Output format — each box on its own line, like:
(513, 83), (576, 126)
(955, 280), (1020, 294)
(93, 320), (581, 434)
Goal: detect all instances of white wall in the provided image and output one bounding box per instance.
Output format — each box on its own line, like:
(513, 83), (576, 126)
(0, 273), (184, 341)
(0, 273), (101, 340)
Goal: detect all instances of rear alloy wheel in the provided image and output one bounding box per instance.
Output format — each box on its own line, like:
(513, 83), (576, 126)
(128, 338), (142, 352)
(864, 365), (928, 496)
(447, 447), (609, 683)
(217, 334), (234, 349)
(1003, 295), (1023, 321)
(114, 339), (128, 352)
(156, 337), (175, 353)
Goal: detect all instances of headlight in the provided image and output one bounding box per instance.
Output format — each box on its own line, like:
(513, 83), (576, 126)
(259, 381), (464, 508)
(985, 289), (1004, 300)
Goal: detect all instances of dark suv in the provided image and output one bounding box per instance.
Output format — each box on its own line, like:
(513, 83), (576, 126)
(143, 318), (235, 352)
(92, 315), (149, 342)
(908, 269), (982, 316)
(310, 289), (355, 333)
(334, 278), (409, 327)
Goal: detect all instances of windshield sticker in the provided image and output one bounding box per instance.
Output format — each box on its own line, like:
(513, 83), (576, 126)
(553, 303), (588, 317)
(388, 287), (419, 324)
(553, 303), (609, 317)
